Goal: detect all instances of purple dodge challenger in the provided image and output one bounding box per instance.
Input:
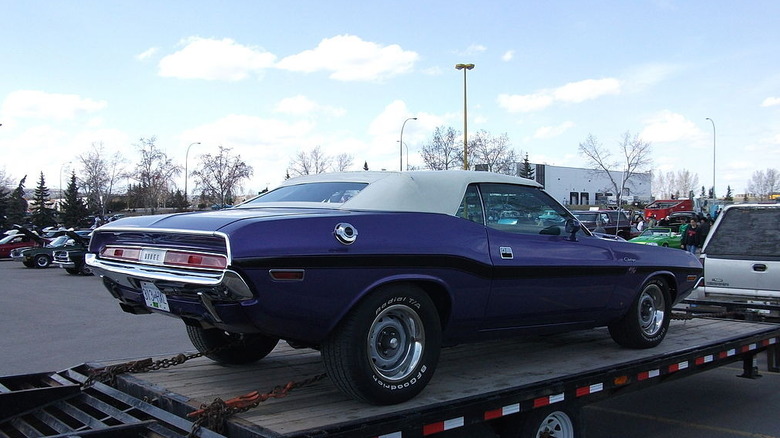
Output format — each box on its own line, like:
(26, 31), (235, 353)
(86, 171), (702, 404)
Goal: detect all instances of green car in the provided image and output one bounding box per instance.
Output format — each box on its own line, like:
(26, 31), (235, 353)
(629, 227), (683, 248)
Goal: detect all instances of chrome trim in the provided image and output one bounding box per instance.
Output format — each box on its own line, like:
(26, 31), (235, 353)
(90, 227), (233, 266)
(334, 222), (358, 245)
(86, 253), (224, 285)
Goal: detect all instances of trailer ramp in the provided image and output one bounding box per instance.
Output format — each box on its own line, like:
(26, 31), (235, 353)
(0, 365), (224, 438)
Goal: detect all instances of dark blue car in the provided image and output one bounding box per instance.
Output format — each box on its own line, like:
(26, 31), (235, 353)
(86, 171), (702, 405)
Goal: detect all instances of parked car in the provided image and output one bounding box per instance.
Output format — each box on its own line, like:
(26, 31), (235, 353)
(53, 231), (93, 275)
(692, 204), (780, 316)
(86, 171), (702, 405)
(15, 231), (90, 268)
(663, 211), (700, 232)
(572, 209), (633, 239)
(629, 227), (683, 248)
(0, 226), (44, 258)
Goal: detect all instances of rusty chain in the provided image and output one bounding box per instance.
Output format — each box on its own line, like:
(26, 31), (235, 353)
(187, 373), (328, 437)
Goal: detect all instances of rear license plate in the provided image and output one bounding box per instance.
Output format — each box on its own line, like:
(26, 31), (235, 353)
(141, 281), (170, 312)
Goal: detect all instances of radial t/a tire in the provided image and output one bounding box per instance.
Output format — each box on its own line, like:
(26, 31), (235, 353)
(609, 278), (671, 348)
(185, 326), (279, 365)
(321, 284), (442, 405)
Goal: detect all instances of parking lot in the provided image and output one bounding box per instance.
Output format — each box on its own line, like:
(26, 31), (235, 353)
(1, 260), (779, 437)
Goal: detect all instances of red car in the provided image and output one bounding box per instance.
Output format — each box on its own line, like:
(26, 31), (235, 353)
(0, 230), (44, 258)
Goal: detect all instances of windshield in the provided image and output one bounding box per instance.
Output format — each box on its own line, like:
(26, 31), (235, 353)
(47, 236), (70, 247)
(241, 182), (368, 206)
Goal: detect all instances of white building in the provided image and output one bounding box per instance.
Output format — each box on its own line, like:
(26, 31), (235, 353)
(529, 163), (652, 206)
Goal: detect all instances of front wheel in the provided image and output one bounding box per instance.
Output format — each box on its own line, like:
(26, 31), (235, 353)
(34, 255), (51, 268)
(185, 326), (279, 365)
(321, 284), (442, 405)
(609, 278), (671, 348)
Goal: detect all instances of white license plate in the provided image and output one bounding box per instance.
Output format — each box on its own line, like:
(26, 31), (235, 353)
(141, 282), (170, 312)
(140, 248), (166, 265)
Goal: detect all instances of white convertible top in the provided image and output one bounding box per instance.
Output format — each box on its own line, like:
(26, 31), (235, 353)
(262, 170), (541, 216)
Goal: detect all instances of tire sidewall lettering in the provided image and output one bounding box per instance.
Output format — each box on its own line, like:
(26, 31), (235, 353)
(372, 365), (428, 390)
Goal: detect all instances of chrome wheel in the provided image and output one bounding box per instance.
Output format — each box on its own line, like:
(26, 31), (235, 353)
(368, 304), (424, 382)
(638, 284), (665, 337)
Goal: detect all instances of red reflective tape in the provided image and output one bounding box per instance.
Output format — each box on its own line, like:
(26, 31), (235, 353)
(533, 393), (564, 408)
(485, 403), (520, 420)
(695, 354), (714, 365)
(484, 408), (503, 420)
(423, 418), (464, 435)
(638, 369), (660, 381)
(576, 383), (603, 397)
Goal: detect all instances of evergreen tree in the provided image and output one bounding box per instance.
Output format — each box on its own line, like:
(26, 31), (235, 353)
(30, 172), (56, 228)
(0, 185), (9, 230)
(363, 161), (369, 171)
(6, 176), (28, 226)
(518, 153), (535, 179)
(60, 171), (89, 228)
(725, 185), (734, 201)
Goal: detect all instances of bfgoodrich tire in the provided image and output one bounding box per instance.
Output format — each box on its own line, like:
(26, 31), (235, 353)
(186, 326), (279, 365)
(609, 278), (671, 348)
(321, 284), (442, 405)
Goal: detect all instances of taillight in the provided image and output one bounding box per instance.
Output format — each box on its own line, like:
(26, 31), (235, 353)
(164, 251), (227, 269)
(100, 246), (227, 270)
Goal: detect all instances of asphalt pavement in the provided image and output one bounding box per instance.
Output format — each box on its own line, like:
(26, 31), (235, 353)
(1, 260), (779, 437)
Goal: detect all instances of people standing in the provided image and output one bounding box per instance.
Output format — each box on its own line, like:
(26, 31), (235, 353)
(696, 218), (711, 248)
(683, 219), (699, 254)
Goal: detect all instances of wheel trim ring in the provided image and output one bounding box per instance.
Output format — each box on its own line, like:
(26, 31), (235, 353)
(367, 304), (424, 382)
(638, 285), (665, 337)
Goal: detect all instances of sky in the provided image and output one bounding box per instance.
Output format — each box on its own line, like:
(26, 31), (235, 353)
(1, 1), (779, 199)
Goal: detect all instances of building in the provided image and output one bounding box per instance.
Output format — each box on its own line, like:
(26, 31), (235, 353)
(530, 163), (652, 206)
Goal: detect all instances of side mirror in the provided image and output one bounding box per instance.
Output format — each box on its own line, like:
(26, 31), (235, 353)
(564, 219), (581, 241)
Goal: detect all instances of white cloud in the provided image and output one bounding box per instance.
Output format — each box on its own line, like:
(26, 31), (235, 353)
(553, 78), (621, 103)
(498, 78), (620, 113)
(458, 44), (487, 56)
(534, 121), (575, 139)
(276, 35), (418, 82)
(639, 111), (701, 143)
(502, 50), (514, 62)
(274, 95), (346, 117)
(136, 47), (158, 61)
(158, 37), (276, 81)
(761, 97), (780, 107)
(1, 90), (107, 120)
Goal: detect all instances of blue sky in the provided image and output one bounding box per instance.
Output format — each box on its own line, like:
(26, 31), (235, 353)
(1, 1), (778, 197)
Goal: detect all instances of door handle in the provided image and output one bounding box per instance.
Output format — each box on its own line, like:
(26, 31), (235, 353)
(753, 264), (767, 272)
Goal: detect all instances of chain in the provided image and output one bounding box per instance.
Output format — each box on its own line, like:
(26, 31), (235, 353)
(187, 373), (327, 437)
(671, 311), (741, 321)
(82, 351), (206, 387)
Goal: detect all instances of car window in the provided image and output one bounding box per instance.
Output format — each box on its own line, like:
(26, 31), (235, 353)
(456, 184), (485, 225)
(705, 207), (780, 259)
(242, 182), (369, 205)
(479, 183), (569, 235)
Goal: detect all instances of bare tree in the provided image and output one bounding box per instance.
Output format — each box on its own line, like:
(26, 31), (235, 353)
(421, 126), (462, 170)
(579, 132), (652, 205)
(334, 153), (354, 172)
(747, 168), (779, 200)
(675, 169), (699, 199)
(78, 141), (127, 215)
(469, 130), (518, 175)
(132, 137), (181, 213)
(288, 146), (333, 177)
(192, 146), (253, 207)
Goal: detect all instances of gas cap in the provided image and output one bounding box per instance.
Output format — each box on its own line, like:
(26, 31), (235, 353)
(334, 223), (358, 245)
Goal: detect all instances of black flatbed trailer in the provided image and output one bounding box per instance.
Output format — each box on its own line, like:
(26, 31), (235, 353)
(2, 317), (779, 438)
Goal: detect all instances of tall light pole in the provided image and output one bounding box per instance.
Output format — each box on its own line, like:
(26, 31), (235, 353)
(705, 118), (716, 198)
(455, 63), (475, 170)
(59, 161), (72, 212)
(400, 117), (417, 171)
(184, 142), (201, 209)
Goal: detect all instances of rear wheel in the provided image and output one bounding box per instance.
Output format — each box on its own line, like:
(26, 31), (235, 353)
(78, 261), (93, 276)
(186, 326), (279, 365)
(609, 278), (671, 348)
(518, 407), (581, 438)
(321, 284), (441, 405)
(34, 255), (51, 268)
(65, 268), (80, 275)
(23, 261), (34, 268)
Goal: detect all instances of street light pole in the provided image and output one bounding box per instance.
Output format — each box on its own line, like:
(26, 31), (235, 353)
(705, 118), (716, 198)
(184, 142), (201, 209)
(455, 63), (475, 170)
(400, 117), (417, 171)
